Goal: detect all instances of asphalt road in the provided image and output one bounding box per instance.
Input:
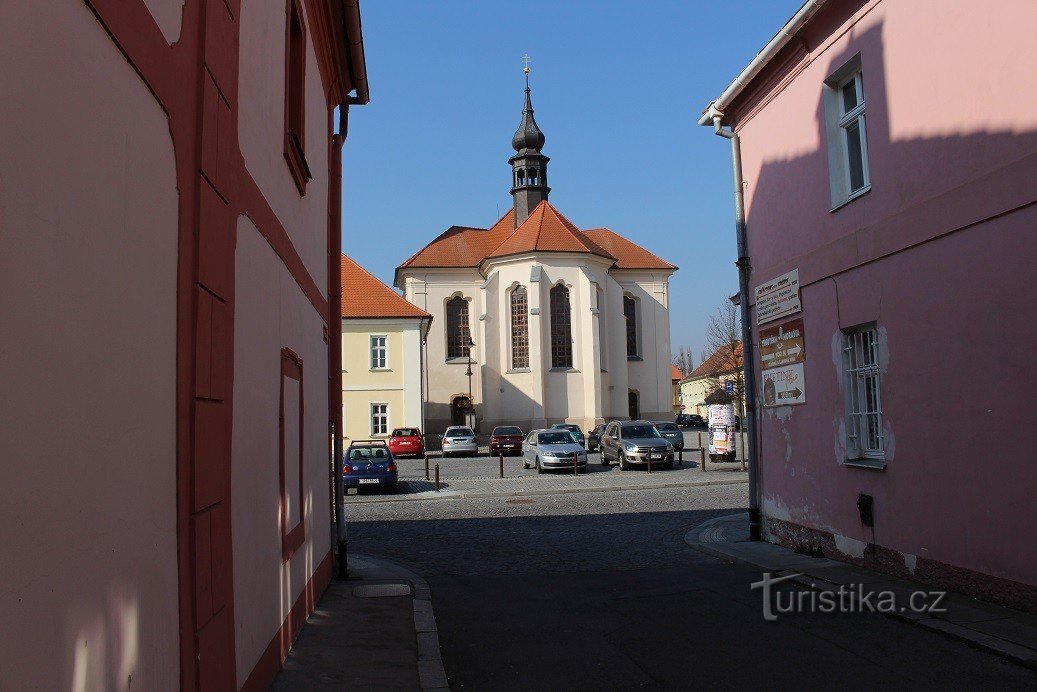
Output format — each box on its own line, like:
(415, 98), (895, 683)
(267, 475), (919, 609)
(347, 485), (1035, 689)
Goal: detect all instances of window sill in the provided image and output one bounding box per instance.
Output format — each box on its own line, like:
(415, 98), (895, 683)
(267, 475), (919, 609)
(550, 367), (579, 373)
(369, 368), (392, 372)
(627, 355), (643, 362)
(830, 184), (871, 212)
(507, 368), (531, 374)
(284, 132), (311, 196)
(445, 357), (474, 364)
(842, 457), (886, 470)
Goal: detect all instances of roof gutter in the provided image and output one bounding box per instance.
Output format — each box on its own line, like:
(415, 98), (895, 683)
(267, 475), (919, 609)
(340, 0), (369, 105)
(696, 0), (827, 127)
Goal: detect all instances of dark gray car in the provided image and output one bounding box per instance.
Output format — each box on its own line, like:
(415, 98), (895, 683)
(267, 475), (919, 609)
(599, 420), (674, 470)
(654, 421), (684, 451)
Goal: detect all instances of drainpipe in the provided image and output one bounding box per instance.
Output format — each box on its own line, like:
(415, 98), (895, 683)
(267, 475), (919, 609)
(711, 115), (762, 541)
(332, 105), (348, 578)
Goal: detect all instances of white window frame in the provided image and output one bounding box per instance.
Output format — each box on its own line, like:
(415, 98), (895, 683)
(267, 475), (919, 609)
(370, 402), (389, 437)
(842, 327), (884, 466)
(370, 334), (388, 370)
(824, 55), (871, 210)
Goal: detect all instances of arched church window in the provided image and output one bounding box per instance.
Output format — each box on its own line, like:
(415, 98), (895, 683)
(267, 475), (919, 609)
(510, 286), (529, 369)
(446, 297), (471, 359)
(624, 295), (639, 358)
(550, 284), (573, 369)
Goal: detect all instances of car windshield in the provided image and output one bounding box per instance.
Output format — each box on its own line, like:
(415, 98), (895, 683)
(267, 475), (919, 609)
(392, 428), (419, 437)
(621, 424), (661, 438)
(656, 423), (679, 432)
(348, 446), (390, 460)
(537, 432), (573, 445)
(493, 427), (522, 435)
(446, 428), (474, 437)
(553, 424), (580, 432)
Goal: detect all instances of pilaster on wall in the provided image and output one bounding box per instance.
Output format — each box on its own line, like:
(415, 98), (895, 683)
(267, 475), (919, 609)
(527, 270), (547, 426)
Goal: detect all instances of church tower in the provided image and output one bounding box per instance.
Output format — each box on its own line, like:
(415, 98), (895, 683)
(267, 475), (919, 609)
(509, 63), (550, 227)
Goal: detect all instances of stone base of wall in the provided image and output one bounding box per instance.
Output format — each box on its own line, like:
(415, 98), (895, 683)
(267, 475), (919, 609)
(764, 516), (1037, 613)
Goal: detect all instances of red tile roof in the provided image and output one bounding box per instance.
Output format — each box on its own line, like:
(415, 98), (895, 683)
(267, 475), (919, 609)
(670, 364), (683, 382)
(689, 342), (743, 379)
(396, 200), (676, 278)
(341, 254), (430, 319)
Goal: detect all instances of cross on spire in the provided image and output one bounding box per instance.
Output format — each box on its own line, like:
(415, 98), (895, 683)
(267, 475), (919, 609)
(521, 54), (531, 88)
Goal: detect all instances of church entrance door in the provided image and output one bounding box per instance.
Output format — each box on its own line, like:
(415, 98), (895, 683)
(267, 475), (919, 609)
(628, 390), (639, 420)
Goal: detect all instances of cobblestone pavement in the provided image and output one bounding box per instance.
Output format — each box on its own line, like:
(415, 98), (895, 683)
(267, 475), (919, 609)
(344, 483), (1035, 689)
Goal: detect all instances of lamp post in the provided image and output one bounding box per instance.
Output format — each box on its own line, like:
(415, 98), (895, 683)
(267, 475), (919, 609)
(464, 337), (475, 427)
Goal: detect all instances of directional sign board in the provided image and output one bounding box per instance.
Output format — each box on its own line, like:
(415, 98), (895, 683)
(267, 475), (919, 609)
(761, 362), (806, 407)
(724, 381), (735, 394)
(755, 269), (801, 325)
(759, 318), (805, 370)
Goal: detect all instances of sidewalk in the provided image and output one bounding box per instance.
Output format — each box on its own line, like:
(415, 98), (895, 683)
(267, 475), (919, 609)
(686, 513), (1037, 671)
(271, 554), (448, 691)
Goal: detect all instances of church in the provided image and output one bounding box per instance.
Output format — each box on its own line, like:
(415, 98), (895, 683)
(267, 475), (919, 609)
(395, 74), (677, 435)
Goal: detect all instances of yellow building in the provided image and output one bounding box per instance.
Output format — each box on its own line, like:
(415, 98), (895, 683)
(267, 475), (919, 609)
(678, 343), (744, 417)
(341, 255), (431, 441)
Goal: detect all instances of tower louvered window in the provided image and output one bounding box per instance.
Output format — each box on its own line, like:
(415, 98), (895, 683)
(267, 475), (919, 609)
(550, 284), (572, 368)
(446, 297), (471, 359)
(510, 286), (529, 369)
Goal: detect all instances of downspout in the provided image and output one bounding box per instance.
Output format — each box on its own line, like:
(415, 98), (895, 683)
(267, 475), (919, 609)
(711, 115), (762, 541)
(332, 105), (348, 578)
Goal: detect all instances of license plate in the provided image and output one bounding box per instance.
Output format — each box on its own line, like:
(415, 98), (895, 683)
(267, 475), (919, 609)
(359, 478), (379, 484)
(651, 454), (662, 460)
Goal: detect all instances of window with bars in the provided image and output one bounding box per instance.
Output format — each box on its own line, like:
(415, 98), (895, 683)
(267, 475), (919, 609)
(843, 327), (883, 461)
(623, 295), (638, 358)
(549, 284), (572, 369)
(446, 297), (471, 359)
(371, 403), (388, 436)
(370, 335), (387, 369)
(510, 286), (529, 369)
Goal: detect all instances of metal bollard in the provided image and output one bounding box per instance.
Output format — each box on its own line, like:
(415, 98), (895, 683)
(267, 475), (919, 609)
(499, 453), (504, 479)
(701, 447), (706, 471)
(648, 456), (652, 474)
(424, 454), (429, 481)
(678, 449), (683, 465)
(573, 451), (579, 476)
(435, 463), (440, 492)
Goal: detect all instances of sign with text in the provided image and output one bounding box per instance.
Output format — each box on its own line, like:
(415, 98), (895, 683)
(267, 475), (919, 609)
(755, 269), (801, 325)
(760, 318), (806, 370)
(761, 362), (806, 407)
(707, 404), (734, 454)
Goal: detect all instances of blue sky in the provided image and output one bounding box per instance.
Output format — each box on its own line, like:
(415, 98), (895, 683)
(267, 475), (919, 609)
(341, 0), (801, 363)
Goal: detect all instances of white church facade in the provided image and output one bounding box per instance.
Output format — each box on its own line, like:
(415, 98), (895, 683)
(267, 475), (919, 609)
(395, 77), (677, 434)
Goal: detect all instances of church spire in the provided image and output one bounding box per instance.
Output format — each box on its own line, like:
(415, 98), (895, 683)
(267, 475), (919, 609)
(509, 55), (550, 227)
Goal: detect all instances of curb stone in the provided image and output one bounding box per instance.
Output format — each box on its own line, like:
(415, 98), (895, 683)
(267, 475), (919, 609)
(685, 513), (1037, 671)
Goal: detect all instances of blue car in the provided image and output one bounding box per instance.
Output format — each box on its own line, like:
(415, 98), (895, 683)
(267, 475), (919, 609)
(343, 440), (398, 493)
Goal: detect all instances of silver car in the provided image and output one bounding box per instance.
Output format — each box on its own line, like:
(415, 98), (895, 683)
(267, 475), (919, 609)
(522, 429), (588, 473)
(441, 426), (479, 457)
(599, 420), (674, 470)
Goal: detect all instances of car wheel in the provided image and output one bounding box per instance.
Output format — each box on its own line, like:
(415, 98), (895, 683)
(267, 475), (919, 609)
(522, 456), (530, 469)
(536, 457), (543, 474)
(600, 451), (611, 466)
(619, 452), (629, 471)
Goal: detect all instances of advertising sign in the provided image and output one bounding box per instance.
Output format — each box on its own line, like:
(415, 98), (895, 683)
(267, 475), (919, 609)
(707, 403), (734, 454)
(762, 362), (806, 407)
(759, 318), (806, 370)
(755, 269), (801, 325)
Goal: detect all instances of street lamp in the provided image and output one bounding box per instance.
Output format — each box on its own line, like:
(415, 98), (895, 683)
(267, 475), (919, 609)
(464, 337), (475, 427)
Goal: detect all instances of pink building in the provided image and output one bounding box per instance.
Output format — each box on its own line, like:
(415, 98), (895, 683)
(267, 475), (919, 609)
(699, 0), (1037, 608)
(0, 0), (367, 688)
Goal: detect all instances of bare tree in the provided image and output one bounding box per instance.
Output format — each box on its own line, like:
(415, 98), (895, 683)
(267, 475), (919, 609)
(702, 300), (744, 416)
(671, 346), (696, 378)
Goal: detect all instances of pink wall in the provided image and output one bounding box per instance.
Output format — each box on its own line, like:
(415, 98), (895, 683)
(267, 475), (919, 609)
(0, 1), (181, 687)
(729, 0), (1037, 593)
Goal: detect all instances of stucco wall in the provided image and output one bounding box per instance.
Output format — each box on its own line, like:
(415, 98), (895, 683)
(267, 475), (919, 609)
(731, 0), (1037, 591)
(231, 218), (331, 684)
(0, 1), (180, 687)
(238, 0), (330, 293)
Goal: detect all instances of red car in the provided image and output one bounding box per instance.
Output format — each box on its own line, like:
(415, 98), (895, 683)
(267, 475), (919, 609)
(489, 426), (525, 456)
(388, 428), (424, 458)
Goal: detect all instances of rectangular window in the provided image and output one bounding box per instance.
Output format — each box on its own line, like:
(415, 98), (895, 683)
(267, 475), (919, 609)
(280, 349), (304, 562)
(843, 327), (883, 462)
(446, 297), (471, 360)
(550, 284), (573, 369)
(824, 56), (870, 209)
(283, 0), (310, 193)
(623, 295), (639, 358)
(371, 403), (388, 436)
(370, 335), (387, 370)
(510, 287), (529, 369)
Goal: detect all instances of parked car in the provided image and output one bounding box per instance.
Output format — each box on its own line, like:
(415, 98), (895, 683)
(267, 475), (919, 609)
(490, 426), (525, 456)
(522, 429), (588, 473)
(587, 423), (608, 452)
(342, 440), (397, 492)
(598, 420), (674, 470)
(388, 427), (424, 458)
(441, 426), (479, 457)
(550, 422), (586, 447)
(654, 421), (684, 451)
(676, 413), (706, 427)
